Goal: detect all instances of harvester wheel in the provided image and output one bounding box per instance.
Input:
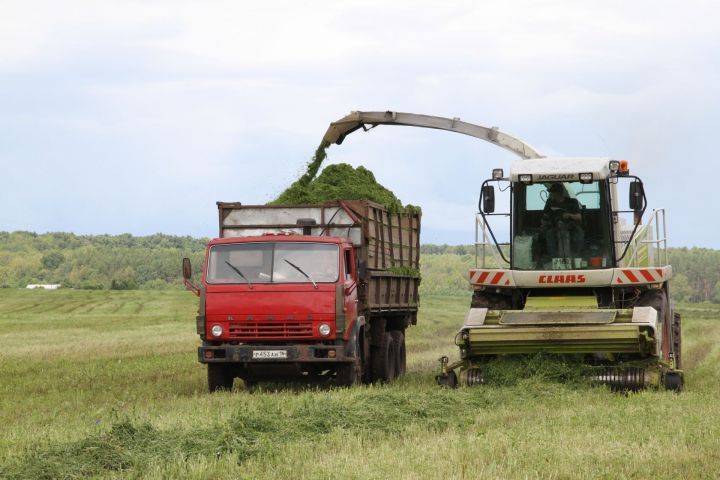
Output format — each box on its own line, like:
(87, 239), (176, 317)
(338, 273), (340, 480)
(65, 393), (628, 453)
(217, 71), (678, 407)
(390, 330), (406, 378)
(637, 290), (671, 360)
(662, 370), (684, 391)
(471, 291), (512, 309)
(207, 364), (235, 392)
(371, 332), (396, 383)
(672, 312), (682, 369)
(437, 370), (458, 388)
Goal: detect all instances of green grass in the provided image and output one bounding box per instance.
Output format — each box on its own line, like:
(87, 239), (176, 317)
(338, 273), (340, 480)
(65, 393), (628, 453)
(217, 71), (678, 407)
(1, 290), (719, 479)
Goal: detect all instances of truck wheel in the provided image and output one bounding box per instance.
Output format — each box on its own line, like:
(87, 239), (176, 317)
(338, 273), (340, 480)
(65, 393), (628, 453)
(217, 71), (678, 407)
(673, 312), (682, 369)
(336, 337), (362, 387)
(335, 361), (360, 387)
(208, 364), (234, 392)
(390, 330), (406, 378)
(371, 332), (396, 383)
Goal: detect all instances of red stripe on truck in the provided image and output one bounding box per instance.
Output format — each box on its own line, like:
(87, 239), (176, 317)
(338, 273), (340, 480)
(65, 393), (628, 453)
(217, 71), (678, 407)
(490, 272), (504, 285)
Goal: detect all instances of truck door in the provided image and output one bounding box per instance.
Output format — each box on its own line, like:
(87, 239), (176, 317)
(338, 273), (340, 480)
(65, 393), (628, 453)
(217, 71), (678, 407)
(343, 247), (358, 336)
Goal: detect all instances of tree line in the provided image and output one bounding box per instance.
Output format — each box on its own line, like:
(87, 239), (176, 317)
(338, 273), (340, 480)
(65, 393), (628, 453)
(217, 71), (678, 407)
(0, 232), (718, 302)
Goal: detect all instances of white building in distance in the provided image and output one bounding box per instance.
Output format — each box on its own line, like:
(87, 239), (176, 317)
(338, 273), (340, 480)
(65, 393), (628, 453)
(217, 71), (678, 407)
(26, 284), (61, 290)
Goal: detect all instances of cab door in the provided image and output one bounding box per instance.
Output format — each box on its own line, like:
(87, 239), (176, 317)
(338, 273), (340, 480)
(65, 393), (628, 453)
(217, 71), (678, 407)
(342, 247), (358, 334)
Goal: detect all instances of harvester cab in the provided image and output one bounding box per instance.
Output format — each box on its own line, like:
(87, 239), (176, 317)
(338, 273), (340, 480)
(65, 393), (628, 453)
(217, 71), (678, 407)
(437, 157), (683, 391)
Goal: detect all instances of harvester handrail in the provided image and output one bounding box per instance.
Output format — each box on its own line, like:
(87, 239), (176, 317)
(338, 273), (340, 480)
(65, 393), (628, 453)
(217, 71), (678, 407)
(624, 208), (668, 268)
(475, 213), (509, 268)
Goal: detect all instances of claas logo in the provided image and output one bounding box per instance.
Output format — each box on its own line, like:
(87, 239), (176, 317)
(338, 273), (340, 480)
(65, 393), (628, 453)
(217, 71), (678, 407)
(538, 274), (586, 284)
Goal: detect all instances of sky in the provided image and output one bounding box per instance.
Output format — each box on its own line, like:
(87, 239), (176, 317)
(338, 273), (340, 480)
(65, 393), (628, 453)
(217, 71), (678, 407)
(1, 0), (719, 247)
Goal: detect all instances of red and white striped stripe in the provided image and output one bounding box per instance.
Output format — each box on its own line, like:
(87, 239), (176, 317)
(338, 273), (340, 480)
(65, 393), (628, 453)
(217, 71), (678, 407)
(612, 268), (668, 285)
(469, 269), (514, 287)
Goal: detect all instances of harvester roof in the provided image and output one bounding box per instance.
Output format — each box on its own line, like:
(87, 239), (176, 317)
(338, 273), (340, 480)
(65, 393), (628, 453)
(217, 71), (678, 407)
(510, 157), (613, 181)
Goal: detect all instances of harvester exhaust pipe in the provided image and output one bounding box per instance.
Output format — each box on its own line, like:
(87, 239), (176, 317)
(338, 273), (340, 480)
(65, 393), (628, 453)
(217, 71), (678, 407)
(592, 367), (650, 392)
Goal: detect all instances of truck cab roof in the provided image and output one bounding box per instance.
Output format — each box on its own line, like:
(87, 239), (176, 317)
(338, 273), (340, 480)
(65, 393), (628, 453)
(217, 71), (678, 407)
(208, 235), (349, 246)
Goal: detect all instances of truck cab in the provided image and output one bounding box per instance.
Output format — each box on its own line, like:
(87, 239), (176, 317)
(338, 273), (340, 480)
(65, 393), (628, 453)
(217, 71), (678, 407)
(194, 234), (360, 390)
(184, 200), (421, 391)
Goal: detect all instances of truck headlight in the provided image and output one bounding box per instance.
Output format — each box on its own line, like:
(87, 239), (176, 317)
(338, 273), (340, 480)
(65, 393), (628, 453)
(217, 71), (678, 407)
(519, 174), (532, 184)
(318, 323), (331, 336)
(210, 324), (223, 337)
(579, 172), (593, 183)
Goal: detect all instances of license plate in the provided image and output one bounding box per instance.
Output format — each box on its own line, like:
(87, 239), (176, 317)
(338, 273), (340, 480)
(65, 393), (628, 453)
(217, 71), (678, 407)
(252, 350), (288, 359)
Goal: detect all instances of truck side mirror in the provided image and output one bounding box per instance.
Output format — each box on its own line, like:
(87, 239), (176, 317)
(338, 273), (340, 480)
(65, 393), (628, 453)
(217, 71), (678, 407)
(629, 181), (644, 211)
(480, 185), (495, 213)
(182, 257), (192, 280)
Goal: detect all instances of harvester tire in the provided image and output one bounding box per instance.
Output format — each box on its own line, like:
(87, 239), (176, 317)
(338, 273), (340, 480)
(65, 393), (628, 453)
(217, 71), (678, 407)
(437, 370), (458, 388)
(673, 312), (682, 369)
(471, 291), (512, 309)
(371, 332), (396, 383)
(390, 330), (406, 378)
(663, 370), (684, 391)
(208, 364), (234, 392)
(637, 290), (671, 360)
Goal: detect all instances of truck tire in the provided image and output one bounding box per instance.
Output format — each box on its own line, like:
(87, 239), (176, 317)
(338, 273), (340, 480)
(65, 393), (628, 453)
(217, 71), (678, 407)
(390, 330), (406, 378)
(208, 364), (234, 392)
(371, 332), (396, 383)
(336, 336), (362, 387)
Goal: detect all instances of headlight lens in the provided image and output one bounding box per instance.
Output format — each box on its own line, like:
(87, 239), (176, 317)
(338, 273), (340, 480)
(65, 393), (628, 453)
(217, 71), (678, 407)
(579, 172), (593, 183)
(519, 174), (532, 184)
(210, 324), (223, 337)
(318, 323), (331, 336)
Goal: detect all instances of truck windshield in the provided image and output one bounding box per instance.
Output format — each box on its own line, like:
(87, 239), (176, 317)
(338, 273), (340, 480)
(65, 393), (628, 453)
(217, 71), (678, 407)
(513, 180), (613, 270)
(206, 243), (339, 284)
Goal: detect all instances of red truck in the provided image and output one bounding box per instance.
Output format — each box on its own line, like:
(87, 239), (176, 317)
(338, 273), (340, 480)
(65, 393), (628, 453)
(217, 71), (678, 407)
(183, 200), (421, 391)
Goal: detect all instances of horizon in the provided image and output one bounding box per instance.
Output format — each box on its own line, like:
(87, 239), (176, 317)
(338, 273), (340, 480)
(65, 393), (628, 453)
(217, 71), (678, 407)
(1, 229), (717, 251)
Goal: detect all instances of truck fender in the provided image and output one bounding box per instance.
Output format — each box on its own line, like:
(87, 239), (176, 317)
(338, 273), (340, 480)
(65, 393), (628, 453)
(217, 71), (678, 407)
(345, 316), (366, 359)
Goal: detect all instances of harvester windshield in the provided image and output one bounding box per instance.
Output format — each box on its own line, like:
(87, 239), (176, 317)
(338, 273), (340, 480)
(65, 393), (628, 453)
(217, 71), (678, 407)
(513, 181), (613, 270)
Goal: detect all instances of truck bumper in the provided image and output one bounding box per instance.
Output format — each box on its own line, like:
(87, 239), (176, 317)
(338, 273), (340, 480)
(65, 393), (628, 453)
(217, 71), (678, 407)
(198, 343), (350, 364)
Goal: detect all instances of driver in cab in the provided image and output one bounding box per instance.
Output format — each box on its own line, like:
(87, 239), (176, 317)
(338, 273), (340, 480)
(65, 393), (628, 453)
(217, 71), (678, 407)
(542, 183), (584, 259)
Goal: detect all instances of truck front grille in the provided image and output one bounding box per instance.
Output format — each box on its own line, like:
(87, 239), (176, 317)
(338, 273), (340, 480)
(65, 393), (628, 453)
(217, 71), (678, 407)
(228, 321), (314, 339)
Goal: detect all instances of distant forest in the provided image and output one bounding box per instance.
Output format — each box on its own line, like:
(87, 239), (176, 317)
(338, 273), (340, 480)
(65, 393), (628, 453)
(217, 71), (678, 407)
(1, 232), (718, 302)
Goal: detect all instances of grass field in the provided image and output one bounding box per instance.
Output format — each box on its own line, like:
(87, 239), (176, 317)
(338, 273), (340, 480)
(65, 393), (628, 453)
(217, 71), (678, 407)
(1, 289), (719, 479)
